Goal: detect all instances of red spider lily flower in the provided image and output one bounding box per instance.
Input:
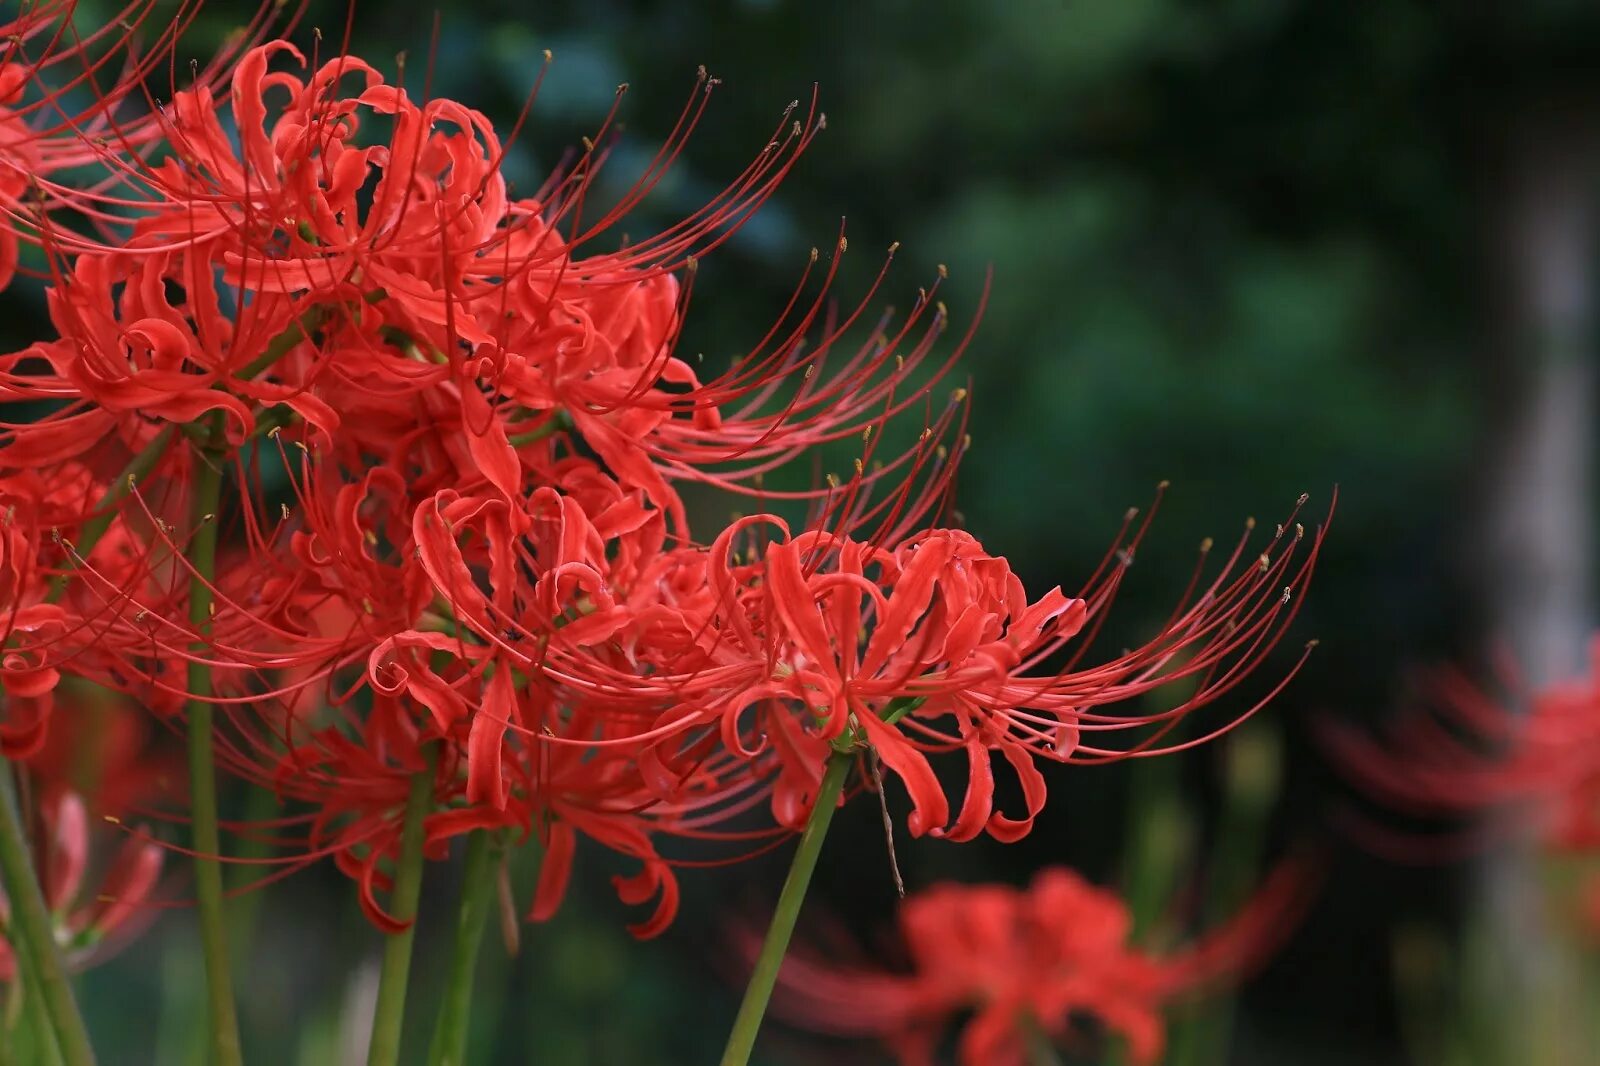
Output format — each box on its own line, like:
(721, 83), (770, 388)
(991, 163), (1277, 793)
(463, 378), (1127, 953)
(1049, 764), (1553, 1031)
(80, 463), (688, 937)
(46, 39), (967, 524)
(284, 477), (689, 937)
(1322, 637), (1600, 932)
(612, 491), (1328, 847)
(0, 607), (61, 758)
(762, 860), (1315, 1066)
(242, 664), (686, 938)
(0, 1), (305, 279)
(1322, 638), (1600, 856)
(0, 789), (163, 982)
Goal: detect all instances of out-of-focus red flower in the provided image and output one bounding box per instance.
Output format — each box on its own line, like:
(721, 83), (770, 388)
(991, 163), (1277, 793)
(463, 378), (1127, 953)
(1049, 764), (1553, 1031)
(764, 861), (1314, 1066)
(0, 690), (175, 981)
(1323, 637), (1600, 858)
(0, 790), (163, 982)
(20, 687), (179, 815)
(1324, 638), (1600, 934)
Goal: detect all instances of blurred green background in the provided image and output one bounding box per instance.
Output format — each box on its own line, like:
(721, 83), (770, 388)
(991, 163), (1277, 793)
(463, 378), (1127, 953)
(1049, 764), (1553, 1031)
(17, 1), (1600, 1063)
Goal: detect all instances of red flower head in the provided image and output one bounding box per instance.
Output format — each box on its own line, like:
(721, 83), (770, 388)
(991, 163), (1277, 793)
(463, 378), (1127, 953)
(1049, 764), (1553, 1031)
(1323, 636), (1600, 931)
(1324, 639), (1600, 843)
(764, 860), (1314, 1066)
(620, 489), (1328, 850)
(0, 1), (305, 287)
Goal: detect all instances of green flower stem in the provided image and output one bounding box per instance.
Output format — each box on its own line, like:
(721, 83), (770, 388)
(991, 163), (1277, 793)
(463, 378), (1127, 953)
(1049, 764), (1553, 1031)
(719, 748), (853, 1066)
(0, 974), (19, 1066)
(184, 446), (243, 1066)
(7, 298), (372, 1065)
(0, 762), (95, 1065)
(1167, 727), (1281, 1066)
(1106, 743), (1191, 1066)
(1121, 752), (1189, 941)
(235, 307), (327, 382)
(227, 783), (283, 983)
(425, 831), (500, 1066)
(469, 835), (541, 1059)
(366, 745), (439, 1066)
(16, 936), (67, 1066)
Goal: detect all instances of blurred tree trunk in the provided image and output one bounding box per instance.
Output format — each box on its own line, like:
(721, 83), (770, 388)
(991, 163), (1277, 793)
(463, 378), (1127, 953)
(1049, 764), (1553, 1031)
(1485, 117), (1596, 685)
(1477, 109), (1597, 1066)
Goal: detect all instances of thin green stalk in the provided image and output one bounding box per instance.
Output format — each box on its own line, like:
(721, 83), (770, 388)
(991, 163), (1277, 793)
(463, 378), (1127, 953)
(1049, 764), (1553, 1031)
(366, 746), (439, 1066)
(0, 763), (94, 1065)
(17, 946), (67, 1066)
(0, 973), (21, 1066)
(1121, 753), (1189, 941)
(719, 749), (852, 1066)
(1107, 731), (1192, 1066)
(470, 836), (541, 1058)
(152, 931), (207, 1066)
(184, 447), (243, 1066)
(227, 783), (283, 980)
(426, 831), (500, 1066)
(1167, 726), (1281, 1066)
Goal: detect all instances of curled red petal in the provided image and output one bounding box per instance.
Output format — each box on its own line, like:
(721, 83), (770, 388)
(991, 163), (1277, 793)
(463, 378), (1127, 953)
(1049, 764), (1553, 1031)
(528, 821), (576, 923)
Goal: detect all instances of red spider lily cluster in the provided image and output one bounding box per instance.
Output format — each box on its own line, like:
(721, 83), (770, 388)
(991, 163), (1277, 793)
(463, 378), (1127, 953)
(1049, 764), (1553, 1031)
(763, 860), (1314, 1066)
(0, 7), (1332, 1062)
(1325, 639), (1600, 935)
(0, 3), (1328, 945)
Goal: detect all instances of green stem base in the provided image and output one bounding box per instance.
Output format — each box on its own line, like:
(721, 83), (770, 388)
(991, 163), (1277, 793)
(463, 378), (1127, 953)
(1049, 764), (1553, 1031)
(719, 750), (852, 1066)
(0, 762), (95, 1065)
(366, 749), (438, 1066)
(426, 831), (499, 1066)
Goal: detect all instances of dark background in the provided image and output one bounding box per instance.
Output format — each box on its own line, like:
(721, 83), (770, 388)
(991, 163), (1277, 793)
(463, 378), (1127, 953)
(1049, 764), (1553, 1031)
(18, 2), (1600, 1063)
